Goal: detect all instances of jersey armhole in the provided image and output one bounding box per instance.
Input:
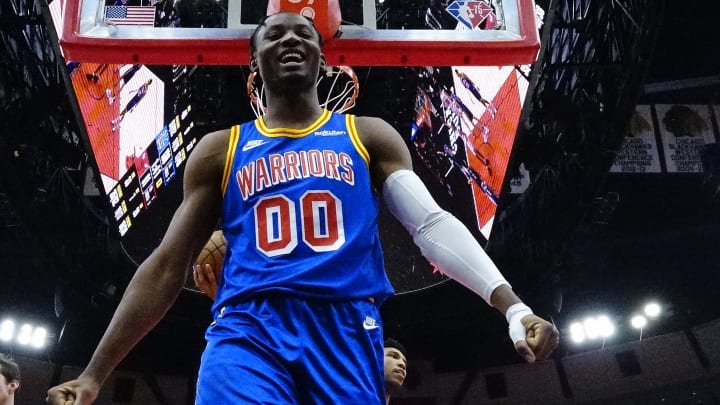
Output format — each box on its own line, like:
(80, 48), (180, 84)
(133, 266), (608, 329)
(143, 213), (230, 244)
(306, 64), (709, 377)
(346, 115), (370, 167)
(221, 125), (241, 196)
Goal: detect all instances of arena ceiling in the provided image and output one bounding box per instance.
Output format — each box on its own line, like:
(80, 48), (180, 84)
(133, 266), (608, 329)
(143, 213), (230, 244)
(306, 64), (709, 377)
(1, 0), (719, 376)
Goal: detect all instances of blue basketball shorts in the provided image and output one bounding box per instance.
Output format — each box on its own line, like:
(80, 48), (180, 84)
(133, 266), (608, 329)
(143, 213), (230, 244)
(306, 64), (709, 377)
(195, 295), (385, 404)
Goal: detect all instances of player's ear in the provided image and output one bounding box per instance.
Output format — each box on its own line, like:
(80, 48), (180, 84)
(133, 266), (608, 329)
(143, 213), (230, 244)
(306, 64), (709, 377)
(8, 380), (19, 393)
(319, 54), (327, 72)
(250, 57), (258, 72)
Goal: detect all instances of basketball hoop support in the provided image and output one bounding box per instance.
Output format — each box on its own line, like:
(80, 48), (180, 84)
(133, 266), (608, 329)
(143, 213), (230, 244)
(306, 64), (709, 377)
(59, 0), (540, 66)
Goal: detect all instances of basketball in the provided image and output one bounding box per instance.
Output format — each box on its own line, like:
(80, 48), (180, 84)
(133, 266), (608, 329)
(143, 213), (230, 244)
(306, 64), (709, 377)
(195, 230), (226, 278)
(267, 0), (342, 41)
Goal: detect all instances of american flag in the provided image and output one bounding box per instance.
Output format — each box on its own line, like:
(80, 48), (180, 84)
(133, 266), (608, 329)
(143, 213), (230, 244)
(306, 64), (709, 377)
(104, 6), (156, 27)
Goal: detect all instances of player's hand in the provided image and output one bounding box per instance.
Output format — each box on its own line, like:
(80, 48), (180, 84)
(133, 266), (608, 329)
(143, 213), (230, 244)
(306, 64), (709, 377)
(513, 314), (559, 363)
(193, 263), (218, 300)
(46, 377), (100, 405)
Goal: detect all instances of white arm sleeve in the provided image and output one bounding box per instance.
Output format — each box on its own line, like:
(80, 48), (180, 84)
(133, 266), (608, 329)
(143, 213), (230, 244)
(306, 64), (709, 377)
(382, 169), (509, 304)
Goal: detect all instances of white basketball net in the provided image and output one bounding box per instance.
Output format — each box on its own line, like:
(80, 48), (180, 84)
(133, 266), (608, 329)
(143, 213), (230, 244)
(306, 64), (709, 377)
(247, 65), (359, 118)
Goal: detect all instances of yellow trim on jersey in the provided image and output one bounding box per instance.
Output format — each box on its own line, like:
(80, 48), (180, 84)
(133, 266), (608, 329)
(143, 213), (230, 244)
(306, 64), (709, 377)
(347, 114), (370, 166)
(221, 125), (240, 195)
(255, 109), (332, 137)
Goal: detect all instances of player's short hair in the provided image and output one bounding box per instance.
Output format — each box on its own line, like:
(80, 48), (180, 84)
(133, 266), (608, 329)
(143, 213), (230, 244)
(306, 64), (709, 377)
(249, 12), (324, 55)
(0, 354), (20, 383)
(384, 337), (407, 360)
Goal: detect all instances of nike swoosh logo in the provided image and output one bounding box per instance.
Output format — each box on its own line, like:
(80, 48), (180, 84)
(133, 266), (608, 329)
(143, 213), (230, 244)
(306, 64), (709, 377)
(241, 140), (269, 152)
(363, 315), (380, 330)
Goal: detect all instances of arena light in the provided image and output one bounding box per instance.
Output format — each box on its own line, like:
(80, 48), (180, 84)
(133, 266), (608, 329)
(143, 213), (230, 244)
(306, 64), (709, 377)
(644, 302), (661, 318)
(566, 301), (667, 348)
(0, 319), (15, 342)
(583, 317), (600, 340)
(0, 317), (51, 349)
(17, 324), (33, 345)
(569, 322), (585, 343)
(568, 314), (616, 346)
(31, 327), (48, 348)
(596, 315), (615, 338)
(630, 315), (647, 329)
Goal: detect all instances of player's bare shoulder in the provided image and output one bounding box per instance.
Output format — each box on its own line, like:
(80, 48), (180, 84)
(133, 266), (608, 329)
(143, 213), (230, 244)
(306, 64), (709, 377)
(199, 128), (232, 157)
(353, 115), (412, 184)
(353, 116), (402, 153)
(187, 128), (232, 166)
(184, 128), (233, 184)
(354, 116), (394, 139)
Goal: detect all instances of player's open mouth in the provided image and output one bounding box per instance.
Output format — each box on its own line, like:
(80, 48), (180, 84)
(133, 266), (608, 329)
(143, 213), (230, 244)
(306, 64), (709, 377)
(279, 51), (304, 64)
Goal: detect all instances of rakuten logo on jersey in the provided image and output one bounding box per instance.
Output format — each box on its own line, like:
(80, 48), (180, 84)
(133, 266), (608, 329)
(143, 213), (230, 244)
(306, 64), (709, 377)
(314, 130), (346, 136)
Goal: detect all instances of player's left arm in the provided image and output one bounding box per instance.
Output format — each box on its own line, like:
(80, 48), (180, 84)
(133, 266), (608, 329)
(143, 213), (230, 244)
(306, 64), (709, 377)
(355, 116), (559, 363)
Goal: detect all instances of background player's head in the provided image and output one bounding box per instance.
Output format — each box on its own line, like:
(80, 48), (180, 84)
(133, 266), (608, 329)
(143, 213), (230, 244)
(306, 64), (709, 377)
(383, 338), (407, 396)
(0, 354), (20, 403)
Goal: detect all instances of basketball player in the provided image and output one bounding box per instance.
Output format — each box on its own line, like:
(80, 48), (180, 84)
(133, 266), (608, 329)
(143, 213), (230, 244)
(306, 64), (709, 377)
(85, 63), (108, 83)
(0, 354), (20, 405)
(410, 88), (434, 141)
(195, 266), (408, 404)
(440, 88), (489, 138)
(194, 265), (408, 404)
(110, 78), (153, 131)
(66, 61), (80, 76)
(195, 265), (409, 404)
(47, 12), (558, 405)
(116, 64), (142, 92)
(105, 64), (143, 105)
(454, 69), (497, 117)
(383, 338), (407, 404)
(439, 89), (491, 169)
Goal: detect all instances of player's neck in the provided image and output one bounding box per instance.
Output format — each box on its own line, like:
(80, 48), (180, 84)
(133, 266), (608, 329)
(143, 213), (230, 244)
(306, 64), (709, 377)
(263, 92), (324, 130)
(385, 383), (394, 404)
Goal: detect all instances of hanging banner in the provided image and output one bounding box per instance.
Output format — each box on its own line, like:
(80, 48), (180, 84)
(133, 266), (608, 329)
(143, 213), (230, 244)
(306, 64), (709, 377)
(610, 105), (661, 173)
(656, 104), (716, 173)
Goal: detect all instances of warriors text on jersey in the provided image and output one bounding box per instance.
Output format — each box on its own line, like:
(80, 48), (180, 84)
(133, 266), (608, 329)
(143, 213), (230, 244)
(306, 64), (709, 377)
(213, 110), (394, 312)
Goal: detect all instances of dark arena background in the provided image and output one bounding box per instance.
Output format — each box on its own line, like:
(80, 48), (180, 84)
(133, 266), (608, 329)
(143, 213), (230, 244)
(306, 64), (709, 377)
(2, 0), (720, 403)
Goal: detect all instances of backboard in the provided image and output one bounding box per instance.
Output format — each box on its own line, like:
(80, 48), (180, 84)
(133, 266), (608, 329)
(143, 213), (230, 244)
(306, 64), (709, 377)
(55, 0), (540, 66)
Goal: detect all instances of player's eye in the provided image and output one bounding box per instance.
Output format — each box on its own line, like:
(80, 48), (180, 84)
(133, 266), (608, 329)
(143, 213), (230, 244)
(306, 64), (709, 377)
(297, 29), (314, 39)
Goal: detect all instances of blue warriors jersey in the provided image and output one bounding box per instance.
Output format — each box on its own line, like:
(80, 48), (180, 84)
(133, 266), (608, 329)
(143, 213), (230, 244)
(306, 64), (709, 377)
(213, 110), (394, 312)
